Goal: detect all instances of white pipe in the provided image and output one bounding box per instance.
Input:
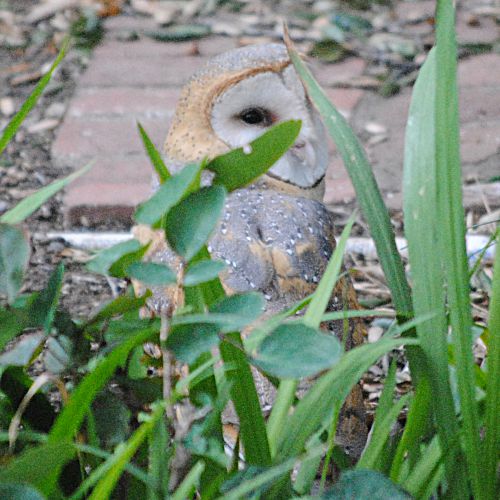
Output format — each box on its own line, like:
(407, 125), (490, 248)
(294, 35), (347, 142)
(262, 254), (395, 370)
(42, 231), (496, 263)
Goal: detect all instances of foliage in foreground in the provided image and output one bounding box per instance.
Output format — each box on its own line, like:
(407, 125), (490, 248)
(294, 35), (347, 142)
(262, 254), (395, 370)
(0, 3), (498, 498)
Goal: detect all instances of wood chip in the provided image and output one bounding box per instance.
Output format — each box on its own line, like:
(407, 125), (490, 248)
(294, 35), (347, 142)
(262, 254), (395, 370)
(10, 70), (43, 87)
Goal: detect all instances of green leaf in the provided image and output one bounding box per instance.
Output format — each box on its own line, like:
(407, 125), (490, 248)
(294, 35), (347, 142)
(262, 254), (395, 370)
(323, 470), (411, 499)
(253, 323), (343, 379)
(284, 33), (412, 319)
(356, 394), (410, 471)
(29, 263), (64, 333)
(0, 442), (74, 496)
(137, 122), (170, 184)
(210, 292), (265, 332)
(86, 239), (144, 276)
(403, 46), (465, 490)
(0, 163), (92, 225)
(184, 259), (226, 287)
(126, 262), (176, 286)
(0, 332), (44, 366)
(134, 162), (201, 225)
(148, 415), (171, 498)
(0, 38), (69, 156)
(0, 224), (29, 304)
(167, 323), (219, 364)
(0, 484), (45, 500)
(435, 2), (481, 496)
(207, 120), (301, 191)
(0, 306), (28, 350)
(165, 185), (226, 261)
(85, 291), (152, 329)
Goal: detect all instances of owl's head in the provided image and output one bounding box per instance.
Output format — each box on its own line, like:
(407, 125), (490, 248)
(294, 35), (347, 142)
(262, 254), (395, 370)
(164, 44), (328, 196)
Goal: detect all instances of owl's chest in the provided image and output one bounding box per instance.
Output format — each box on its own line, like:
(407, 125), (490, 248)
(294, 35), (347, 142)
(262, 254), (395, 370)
(207, 189), (337, 308)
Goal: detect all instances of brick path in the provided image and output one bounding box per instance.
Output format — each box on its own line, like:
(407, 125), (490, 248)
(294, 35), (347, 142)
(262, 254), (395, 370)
(51, 7), (500, 227)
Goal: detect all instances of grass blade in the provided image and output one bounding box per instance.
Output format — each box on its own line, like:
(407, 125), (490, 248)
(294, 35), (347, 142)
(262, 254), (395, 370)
(403, 46), (466, 491)
(284, 30), (412, 319)
(483, 230), (500, 499)
(137, 122), (170, 183)
(171, 461), (205, 500)
(435, 2), (481, 495)
(0, 163), (92, 225)
(0, 38), (69, 155)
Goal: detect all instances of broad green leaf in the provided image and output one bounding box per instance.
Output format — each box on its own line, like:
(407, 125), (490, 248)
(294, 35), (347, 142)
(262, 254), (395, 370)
(323, 470), (411, 499)
(126, 261), (176, 286)
(252, 323), (343, 379)
(165, 185), (226, 261)
(86, 239), (144, 276)
(148, 415), (171, 499)
(0, 332), (44, 366)
(108, 244), (150, 279)
(284, 32), (412, 319)
(134, 162), (201, 225)
(0, 224), (29, 304)
(210, 292), (265, 332)
(0, 164), (92, 225)
(137, 122), (170, 183)
(435, 2), (481, 496)
(0, 38), (69, 155)
(207, 120), (301, 191)
(403, 46), (464, 489)
(0, 306), (28, 350)
(0, 484), (45, 500)
(0, 442), (74, 495)
(167, 323), (219, 364)
(184, 259), (226, 287)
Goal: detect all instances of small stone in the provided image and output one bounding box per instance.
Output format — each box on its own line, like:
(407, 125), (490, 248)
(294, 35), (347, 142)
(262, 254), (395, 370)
(27, 119), (59, 134)
(45, 102), (66, 119)
(0, 97), (15, 117)
(368, 326), (384, 343)
(364, 121), (387, 135)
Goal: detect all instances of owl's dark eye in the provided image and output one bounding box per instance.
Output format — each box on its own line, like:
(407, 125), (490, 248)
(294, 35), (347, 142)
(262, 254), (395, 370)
(239, 107), (273, 126)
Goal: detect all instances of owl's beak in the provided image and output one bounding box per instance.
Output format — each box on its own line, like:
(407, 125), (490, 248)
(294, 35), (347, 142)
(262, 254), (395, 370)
(290, 140), (316, 168)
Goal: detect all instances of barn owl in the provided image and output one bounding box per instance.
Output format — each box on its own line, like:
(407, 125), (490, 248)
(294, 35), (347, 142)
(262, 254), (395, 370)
(136, 43), (367, 460)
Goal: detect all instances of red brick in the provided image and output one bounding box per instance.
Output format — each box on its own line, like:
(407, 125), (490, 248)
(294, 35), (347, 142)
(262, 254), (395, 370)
(458, 54), (500, 87)
(64, 183), (150, 226)
(459, 86), (500, 124)
(92, 38), (196, 59)
(324, 156), (356, 205)
(311, 57), (366, 88)
(324, 88), (364, 118)
(460, 121), (500, 164)
(63, 156), (153, 226)
(80, 53), (206, 87)
(67, 87), (180, 118)
(456, 11), (498, 44)
(52, 118), (168, 166)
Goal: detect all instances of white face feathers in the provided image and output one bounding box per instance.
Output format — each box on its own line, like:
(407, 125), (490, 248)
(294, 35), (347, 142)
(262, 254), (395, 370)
(210, 65), (328, 188)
